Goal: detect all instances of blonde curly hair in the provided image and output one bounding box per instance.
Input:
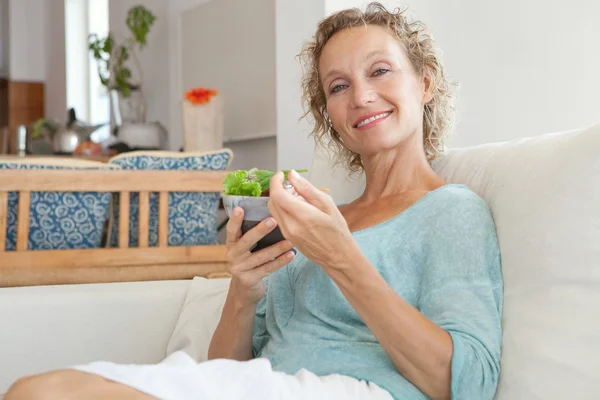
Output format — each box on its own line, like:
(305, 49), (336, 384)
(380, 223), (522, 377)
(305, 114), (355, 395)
(299, 2), (456, 173)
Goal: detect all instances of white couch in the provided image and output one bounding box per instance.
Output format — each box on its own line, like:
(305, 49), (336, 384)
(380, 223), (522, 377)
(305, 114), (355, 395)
(1, 123), (599, 399)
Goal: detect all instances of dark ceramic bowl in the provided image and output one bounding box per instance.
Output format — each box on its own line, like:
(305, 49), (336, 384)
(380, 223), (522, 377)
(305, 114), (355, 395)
(222, 195), (285, 252)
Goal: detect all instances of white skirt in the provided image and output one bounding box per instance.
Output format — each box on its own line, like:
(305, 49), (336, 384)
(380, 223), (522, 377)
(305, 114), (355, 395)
(72, 351), (394, 400)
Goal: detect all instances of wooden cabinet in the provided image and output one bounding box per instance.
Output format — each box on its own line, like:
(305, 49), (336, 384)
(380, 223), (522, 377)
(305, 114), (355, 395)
(0, 80), (44, 154)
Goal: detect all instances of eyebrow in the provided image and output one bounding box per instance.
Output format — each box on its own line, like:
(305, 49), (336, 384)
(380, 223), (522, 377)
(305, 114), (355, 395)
(365, 50), (389, 60)
(321, 50), (391, 86)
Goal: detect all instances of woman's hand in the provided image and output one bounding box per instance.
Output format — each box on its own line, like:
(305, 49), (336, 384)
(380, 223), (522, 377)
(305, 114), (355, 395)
(225, 207), (296, 305)
(267, 170), (358, 270)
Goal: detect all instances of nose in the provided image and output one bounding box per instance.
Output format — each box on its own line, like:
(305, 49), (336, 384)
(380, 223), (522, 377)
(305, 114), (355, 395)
(350, 80), (376, 108)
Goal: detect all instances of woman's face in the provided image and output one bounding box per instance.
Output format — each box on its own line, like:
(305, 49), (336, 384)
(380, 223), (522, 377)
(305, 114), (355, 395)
(320, 25), (433, 158)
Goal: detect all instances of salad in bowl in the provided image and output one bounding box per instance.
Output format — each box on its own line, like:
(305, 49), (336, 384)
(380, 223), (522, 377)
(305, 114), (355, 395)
(222, 168), (307, 252)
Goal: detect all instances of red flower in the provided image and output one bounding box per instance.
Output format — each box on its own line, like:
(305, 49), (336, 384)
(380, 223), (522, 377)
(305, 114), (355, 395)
(185, 87), (218, 105)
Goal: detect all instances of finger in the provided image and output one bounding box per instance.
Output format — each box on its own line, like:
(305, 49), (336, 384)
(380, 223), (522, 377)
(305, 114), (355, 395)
(268, 171), (286, 198)
(269, 171), (308, 213)
(246, 250), (296, 281)
(287, 169), (333, 212)
(230, 239), (294, 274)
(231, 216), (278, 257)
(225, 207), (244, 245)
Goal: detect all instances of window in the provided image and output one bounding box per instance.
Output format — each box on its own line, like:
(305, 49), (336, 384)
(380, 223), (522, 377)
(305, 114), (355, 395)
(65, 0), (110, 142)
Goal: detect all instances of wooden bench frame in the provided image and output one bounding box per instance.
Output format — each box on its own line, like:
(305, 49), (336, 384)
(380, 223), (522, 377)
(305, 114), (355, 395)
(0, 169), (232, 287)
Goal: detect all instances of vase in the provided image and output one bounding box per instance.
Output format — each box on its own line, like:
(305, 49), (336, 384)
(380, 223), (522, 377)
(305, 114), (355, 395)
(181, 95), (224, 152)
(110, 88), (147, 125)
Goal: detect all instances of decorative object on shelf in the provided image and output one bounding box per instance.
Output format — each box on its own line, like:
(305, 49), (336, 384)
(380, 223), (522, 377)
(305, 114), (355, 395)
(89, 5), (156, 126)
(181, 87), (224, 152)
(89, 5), (169, 151)
(73, 141), (105, 157)
(15, 125), (27, 156)
(116, 121), (168, 150)
(32, 108), (105, 155)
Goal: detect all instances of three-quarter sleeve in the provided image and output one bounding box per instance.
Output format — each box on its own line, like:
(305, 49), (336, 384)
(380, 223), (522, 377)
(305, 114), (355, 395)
(419, 198), (503, 400)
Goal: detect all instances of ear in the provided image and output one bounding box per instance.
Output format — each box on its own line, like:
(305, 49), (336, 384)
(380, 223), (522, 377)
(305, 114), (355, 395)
(422, 68), (434, 104)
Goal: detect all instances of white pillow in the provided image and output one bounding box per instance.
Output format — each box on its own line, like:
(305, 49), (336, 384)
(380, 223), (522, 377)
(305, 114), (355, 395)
(433, 123), (600, 400)
(166, 277), (231, 362)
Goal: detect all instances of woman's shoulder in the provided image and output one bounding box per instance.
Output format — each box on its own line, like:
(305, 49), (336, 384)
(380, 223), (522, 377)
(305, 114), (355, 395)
(430, 183), (491, 213)
(425, 183), (496, 232)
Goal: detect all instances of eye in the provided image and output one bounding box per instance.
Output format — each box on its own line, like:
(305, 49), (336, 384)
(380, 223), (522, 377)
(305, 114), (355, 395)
(331, 84), (347, 93)
(372, 68), (390, 76)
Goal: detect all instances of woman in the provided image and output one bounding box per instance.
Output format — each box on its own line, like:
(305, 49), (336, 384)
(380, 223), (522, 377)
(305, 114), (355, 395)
(5, 3), (502, 400)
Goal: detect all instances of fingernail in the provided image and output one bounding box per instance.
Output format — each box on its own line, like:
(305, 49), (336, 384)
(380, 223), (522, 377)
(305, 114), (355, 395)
(287, 251), (295, 259)
(234, 208), (242, 217)
(291, 248), (297, 255)
(266, 218), (276, 228)
(290, 170), (300, 179)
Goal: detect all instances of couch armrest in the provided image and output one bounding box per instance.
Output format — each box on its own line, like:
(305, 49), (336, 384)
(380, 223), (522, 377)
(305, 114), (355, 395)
(0, 280), (190, 393)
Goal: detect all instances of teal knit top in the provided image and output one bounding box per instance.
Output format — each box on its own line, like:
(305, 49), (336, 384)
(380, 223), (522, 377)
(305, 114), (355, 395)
(252, 184), (503, 399)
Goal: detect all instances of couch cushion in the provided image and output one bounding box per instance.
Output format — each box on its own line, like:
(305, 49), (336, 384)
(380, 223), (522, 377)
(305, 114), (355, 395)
(309, 122), (600, 399)
(433, 124), (600, 399)
(0, 280), (190, 394)
(0, 157), (119, 250)
(107, 150), (233, 247)
(166, 277), (231, 362)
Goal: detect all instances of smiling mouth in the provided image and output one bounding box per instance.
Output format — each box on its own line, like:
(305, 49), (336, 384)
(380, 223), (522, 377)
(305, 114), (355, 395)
(354, 111), (392, 128)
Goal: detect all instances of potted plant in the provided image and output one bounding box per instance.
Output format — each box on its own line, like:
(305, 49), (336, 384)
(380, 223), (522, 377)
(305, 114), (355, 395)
(88, 5), (156, 125)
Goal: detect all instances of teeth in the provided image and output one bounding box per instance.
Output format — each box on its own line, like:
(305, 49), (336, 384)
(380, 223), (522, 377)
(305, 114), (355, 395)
(356, 112), (391, 127)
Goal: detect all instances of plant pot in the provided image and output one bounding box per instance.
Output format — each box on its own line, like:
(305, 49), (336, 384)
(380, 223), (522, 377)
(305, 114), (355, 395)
(111, 88), (146, 125)
(116, 122), (168, 150)
(222, 195), (285, 253)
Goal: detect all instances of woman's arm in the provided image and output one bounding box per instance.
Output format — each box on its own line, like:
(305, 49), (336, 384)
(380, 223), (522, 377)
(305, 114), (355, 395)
(207, 279), (258, 361)
(327, 253), (453, 399)
(208, 205), (295, 361)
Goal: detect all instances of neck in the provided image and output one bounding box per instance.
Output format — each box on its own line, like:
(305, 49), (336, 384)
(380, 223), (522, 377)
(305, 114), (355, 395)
(358, 134), (445, 204)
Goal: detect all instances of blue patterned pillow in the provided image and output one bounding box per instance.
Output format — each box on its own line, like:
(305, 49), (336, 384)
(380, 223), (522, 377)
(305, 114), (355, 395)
(108, 150), (233, 247)
(1, 160), (118, 251)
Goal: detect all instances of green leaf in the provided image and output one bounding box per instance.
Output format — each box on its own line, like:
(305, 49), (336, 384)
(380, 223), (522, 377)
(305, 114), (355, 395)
(126, 6), (156, 48)
(103, 34), (114, 54)
(223, 169), (309, 196)
(258, 169), (309, 191)
(223, 170), (262, 196)
(254, 170), (275, 191)
(119, 46), (129, 62)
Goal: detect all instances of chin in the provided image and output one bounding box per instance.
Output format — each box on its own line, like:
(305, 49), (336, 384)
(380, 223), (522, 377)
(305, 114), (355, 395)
(361, 131), (407, 152)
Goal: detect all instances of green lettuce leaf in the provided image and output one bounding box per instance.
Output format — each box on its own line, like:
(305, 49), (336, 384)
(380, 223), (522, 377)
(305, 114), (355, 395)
(223, 170), (262, 196)
(222, 168), (309, 196)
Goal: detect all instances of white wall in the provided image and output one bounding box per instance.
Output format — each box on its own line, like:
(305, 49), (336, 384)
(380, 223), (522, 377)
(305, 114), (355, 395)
(275, 0), (326, 171)
(226, 137), (277, 172)
(109, 0), (169, 130)
(178, 0), (277, 170)
(8, 0), (46, 82)
(181, 0), (276, 144)
(0, 0), (9, 78)
(45, 0), (67, 120)
(395, 0), (600, 147)
(277, 0), (600, 170)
